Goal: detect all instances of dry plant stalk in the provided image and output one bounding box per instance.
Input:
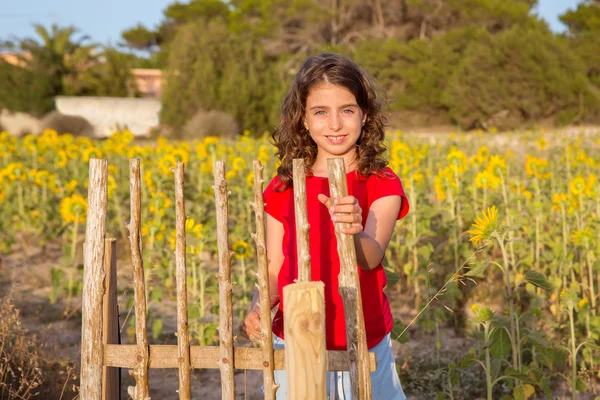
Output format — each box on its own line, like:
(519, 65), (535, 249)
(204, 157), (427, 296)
(293, 158), (311, 282)
(127, 158), (151, 400)
(102, 238), (119, 400)
(80, 158), (108, 399)
(327, 158), (372, 400)
(250, 160), (277, 399)
(213, 161), (235, 399)
(174, 162), (191, 399)
(283, 282), (327, 400)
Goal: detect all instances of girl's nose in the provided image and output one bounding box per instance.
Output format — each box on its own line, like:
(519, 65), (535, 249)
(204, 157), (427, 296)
(329, 114), (342, 131)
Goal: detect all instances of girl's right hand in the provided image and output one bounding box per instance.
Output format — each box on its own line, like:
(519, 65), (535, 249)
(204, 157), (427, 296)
(242, 310), (262, 341)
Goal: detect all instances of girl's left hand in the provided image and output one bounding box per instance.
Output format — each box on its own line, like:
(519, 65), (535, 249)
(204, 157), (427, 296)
(318, 194), (363, 235)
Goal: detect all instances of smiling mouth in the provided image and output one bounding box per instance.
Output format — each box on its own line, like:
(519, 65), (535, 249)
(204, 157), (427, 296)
(326, 135), (347, 143)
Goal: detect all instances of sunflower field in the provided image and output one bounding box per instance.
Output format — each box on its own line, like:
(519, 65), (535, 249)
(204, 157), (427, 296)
(0, 128), (599, 398)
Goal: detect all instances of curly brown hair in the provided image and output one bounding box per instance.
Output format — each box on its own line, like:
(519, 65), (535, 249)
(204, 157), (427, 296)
(272, 53), (389, 190)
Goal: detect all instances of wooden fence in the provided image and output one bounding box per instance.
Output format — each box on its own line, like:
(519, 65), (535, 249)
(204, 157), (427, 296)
(79, 157), (374, 399)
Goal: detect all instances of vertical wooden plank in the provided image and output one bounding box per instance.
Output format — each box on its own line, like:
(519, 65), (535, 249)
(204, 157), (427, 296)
(327, 158), (372, 400)
(81, 158), (108, 400)
(250, 160), (277, 400)
(213, 161), (235, 399)
(174, 162), (191, 399)
(127, 158), (151, 400)
(292, 158), (311, 282)
(102, 238), (120, 400)
(283, 282), (327, 400)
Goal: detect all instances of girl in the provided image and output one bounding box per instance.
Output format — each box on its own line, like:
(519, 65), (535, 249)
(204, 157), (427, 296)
(242, 53), (409, 399)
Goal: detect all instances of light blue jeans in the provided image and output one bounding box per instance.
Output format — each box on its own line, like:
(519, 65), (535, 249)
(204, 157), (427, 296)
(267, 333), (406, 399)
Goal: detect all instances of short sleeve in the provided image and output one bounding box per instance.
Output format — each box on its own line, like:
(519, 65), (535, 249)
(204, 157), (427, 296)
(368, 168), (410, 220)
(263, 176), (285, 222)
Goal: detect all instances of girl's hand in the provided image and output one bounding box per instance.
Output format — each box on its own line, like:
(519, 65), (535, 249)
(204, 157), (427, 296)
(241, 310), (261, 342)
(318, 194), (363, 235)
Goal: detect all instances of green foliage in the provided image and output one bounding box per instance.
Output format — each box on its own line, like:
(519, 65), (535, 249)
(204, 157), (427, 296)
(120, 23), (160, 50)
(560, 0), (600, 35)
(443, 23), (595, 129)
(0, 61), (54, 115)
(0, 24), (136, 116)
(160, 18), (288, 135)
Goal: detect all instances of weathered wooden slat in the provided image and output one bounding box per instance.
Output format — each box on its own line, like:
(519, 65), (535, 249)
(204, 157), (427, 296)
(102, 238), (120, 400)
(103, 345), (376, 371)
(213, 161), (235, 399)
(327, 158), (373, 400)
(292, 158), (311, 282)
(81, 158), (108, 400)
(250, 160), (277, 400)
(174, 162), (191, 400)
(127, 158), (151, 400)
(283, 282), (327, 400)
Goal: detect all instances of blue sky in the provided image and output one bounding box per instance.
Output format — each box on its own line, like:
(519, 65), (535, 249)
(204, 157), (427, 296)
(0, 0), (582, 46)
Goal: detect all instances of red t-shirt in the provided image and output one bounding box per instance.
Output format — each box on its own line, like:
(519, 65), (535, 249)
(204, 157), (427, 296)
(263, 167), (409, 350)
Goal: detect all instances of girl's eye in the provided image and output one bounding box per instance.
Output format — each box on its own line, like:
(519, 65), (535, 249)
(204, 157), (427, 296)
(343, 109), (354, 114)
(315, 110), (325, 115)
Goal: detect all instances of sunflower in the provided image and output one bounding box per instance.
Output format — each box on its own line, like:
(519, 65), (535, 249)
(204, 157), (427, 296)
(60, 194), (87, 224)
(149, 192), (172, 216)
(569, 176), (586, 196)
(185, 218), (203, 239)
(232, 156), (246, 172)
(475, 170), (501, 190)
(551, 193), (568, 212)
(468, 205), (499, 245)
(158, 153), (177, 175)
(572, 227), (593, 248)
(232, 240), (250, 259)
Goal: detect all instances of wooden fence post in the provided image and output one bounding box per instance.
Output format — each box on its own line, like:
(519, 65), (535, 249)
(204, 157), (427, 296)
(127, 158), (151, 400)
(80, 158), (108, 400)
(102, 238), (120, 400)
(250, 160), (277, 399)
(293, 159), (311, 282)
(327, 158), (372, 400)
(283, 282), (327, 400)
(213, 161), (235, 399)
(174, 162), (191, 399)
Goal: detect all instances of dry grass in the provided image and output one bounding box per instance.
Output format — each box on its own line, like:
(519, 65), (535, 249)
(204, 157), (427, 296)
(0, 296), (78, 400)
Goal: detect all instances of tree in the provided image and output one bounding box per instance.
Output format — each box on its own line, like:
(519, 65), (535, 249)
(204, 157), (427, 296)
(559, 1), (600, 87)
(442, 23), (594, 129)
(160, 18), (288, 135)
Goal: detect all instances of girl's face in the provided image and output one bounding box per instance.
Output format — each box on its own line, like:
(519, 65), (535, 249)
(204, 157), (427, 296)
(304, 82), (366, 167)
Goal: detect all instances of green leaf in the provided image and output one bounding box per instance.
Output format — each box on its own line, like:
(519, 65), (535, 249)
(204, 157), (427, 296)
(543, 251), (555, 261)
(385, 268), (401, 285)
(150, 286), (163, 302)
(490, 328), (511, 359)
(540, 376), (552, 398)
(524, 269), (553, 290)
(417, 244), (433, 260)
(526, 331), (550, 347)
(391, 320), (409, 344)
(459, 351), (478, 368)
(576, 377), (588, 392)
(188, 304), (201, 319)
(593, 259), (600, 272)
(582, 339), (600, 350)
(513, 384), (535, 400)
(504, 367), (536, 385)
(152, 319), (163, 339)
(465, 260), (490, 277)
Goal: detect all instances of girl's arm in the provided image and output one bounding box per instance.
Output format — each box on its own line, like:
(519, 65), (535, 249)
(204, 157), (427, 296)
(319, 194), (401, 271)
(353, 195), (401, 270)
(249, 213), (284, 311)
(242, 213), (284, 339)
